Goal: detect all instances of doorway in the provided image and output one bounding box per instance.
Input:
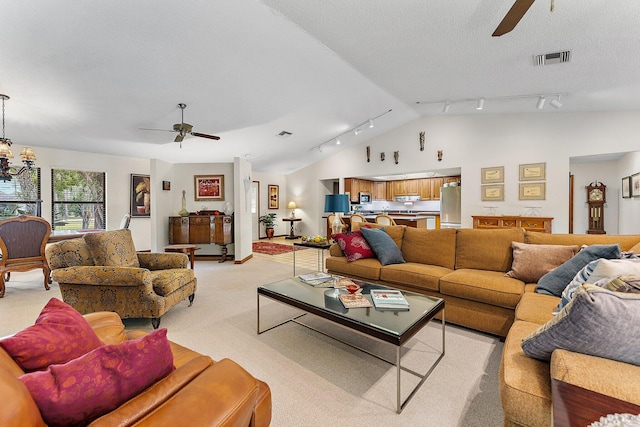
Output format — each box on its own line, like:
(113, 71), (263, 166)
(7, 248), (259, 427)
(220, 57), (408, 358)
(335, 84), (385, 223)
(251, 181), (260, 241)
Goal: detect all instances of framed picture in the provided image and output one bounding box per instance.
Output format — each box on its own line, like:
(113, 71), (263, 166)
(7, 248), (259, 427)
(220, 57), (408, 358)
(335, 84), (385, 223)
(632, 173), (640, 198)
(194, 175), (225, 201)
(162, 180), (171, 191)
(268, 184), (279, 209)
(519, 182), (546, 200)
(519, 162), (546, 181)
(481, 184), (504, 201)
(622, 176), (631, 198)
(481, 166), (504, 184)
(130, 174), (150, 217)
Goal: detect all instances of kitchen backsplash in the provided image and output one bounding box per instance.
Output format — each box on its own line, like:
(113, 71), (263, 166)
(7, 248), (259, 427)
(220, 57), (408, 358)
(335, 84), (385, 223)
(351, 200), (441, 212)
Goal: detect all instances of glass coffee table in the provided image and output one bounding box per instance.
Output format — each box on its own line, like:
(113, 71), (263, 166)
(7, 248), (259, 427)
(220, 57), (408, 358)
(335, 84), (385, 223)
(257, 276), (445, 413)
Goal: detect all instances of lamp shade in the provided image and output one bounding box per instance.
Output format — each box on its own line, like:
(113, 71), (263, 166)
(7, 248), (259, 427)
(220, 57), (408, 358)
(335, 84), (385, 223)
(287, 201), (297, 209)
(324, 194), (349, 213)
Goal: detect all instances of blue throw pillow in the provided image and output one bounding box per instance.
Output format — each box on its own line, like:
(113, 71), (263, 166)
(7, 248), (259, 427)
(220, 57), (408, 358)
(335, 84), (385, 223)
(536, 244), (621, 297)
(360, 227), (405, 266)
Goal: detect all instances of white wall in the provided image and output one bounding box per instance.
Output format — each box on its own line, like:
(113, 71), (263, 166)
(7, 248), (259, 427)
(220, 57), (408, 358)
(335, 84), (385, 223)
(617, 151), (640, 234)
(288, 111), (640, 236)
(253, 172), (287, 238)
(233, 157), (253, 262)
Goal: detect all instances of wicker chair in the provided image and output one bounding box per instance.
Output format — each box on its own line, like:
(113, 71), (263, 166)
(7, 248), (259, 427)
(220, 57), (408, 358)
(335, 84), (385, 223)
(45, 229), (197, 328)
(375, 214), (397, 225)
(0, 215), (52, 298)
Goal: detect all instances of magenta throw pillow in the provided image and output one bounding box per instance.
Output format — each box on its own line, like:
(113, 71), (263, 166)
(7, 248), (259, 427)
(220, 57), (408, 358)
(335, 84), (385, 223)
(333, 230), (375, 262)
(0, 298), (103, 372)
(19, 328), (175, 427)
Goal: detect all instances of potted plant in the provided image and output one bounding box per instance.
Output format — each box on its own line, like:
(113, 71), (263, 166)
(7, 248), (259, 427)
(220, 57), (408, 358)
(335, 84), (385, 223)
(259, 213), (277, 239)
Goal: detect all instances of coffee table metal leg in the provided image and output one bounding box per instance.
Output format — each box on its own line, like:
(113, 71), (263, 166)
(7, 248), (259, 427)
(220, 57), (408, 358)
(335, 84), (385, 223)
(293, 246), (296, 276)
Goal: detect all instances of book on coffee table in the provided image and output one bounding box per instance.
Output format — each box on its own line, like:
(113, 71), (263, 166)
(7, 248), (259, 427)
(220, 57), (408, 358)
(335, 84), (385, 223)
(339, 293), (372, 308)
(299, 272), (333, 286)
(370, 289), (410, 310)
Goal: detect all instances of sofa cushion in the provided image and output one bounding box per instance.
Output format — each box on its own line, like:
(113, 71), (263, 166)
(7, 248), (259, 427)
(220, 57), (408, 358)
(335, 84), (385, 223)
(84, 229), (140, 268)
(500, 320), (553, 427)
(536, 244), (621, 297)
(19, 328), (174, 427)
(598, 275), (640, 293)
(0, 298), (103, 372)
(0, 367), (47, 427)
(332, 230), (374, 262)
(401, 227), (457, 270)
(455, 228), (525, 272)
(45, 238), (94, 269)
(325, 256), (382, 281)
(556, 258), (600, 311)
(515, 292), (560, 324)
(505, 242), (578, 283)
(361, 224), (406, 249)
(360, 227), (405, 266)
(379, 263), (453, 292)
(522, 284), (640, 365)
(439, 269), (524, 309)
(631, 241), (640, 253)
(525, 232), (640, 252)
(149, 269), (196, 296)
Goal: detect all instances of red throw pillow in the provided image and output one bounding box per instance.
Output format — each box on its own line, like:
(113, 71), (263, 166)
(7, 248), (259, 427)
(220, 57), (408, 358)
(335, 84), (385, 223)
(0, 298), (103, 372)
(19, 328), (175, 427)
(333, 230), (375, 262)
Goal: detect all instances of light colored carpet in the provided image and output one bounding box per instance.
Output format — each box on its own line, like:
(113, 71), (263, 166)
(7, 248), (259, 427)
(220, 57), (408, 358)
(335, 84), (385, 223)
(0, 249), (504, 427)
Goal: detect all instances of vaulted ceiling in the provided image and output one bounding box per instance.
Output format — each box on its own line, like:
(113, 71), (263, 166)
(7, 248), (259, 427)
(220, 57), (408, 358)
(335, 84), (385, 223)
(1, 1), (639, 173)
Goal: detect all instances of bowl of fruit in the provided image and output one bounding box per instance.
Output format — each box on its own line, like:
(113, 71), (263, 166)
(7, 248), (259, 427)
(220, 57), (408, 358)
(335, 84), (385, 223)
(301, 235), (327, 244)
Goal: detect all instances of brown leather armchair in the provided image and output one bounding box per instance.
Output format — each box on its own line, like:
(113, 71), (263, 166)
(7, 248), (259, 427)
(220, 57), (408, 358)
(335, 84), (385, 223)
(0, 215), (51, 298)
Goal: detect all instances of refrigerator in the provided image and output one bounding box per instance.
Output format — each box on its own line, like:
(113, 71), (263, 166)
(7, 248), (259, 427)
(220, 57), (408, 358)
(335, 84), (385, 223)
(440, 186), (461, 228)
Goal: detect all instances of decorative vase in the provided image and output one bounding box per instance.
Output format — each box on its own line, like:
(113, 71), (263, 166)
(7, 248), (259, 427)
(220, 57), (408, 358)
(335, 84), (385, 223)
(178, 190), (189, 217)
(266, 227), (275, 239)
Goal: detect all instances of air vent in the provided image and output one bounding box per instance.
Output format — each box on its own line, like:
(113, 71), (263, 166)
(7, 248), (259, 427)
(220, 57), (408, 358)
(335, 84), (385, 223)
(277, 131), (292, 138)
(534, 50), (571, 66)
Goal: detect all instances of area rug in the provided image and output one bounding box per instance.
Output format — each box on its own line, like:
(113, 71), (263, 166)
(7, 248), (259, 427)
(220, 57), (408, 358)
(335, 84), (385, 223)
(252, 241), (306, 255)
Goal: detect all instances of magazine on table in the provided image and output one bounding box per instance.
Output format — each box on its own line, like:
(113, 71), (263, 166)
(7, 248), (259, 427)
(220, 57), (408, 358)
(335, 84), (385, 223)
(370, 289), (410, 310)
(299, 272), (333, 286)
(338, 293), (372, 309)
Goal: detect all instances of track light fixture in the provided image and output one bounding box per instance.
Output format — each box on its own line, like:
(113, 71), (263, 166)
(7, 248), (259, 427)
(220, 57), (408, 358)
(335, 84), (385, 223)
(417, 92), (567, 113)
(312, 109), (392, 153)
(550, 95), (563, 109)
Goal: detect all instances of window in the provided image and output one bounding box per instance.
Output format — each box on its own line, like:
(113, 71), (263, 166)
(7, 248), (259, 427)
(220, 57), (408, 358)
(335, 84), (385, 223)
(51, 169), (105, 231)
(0, 168), (41, 220)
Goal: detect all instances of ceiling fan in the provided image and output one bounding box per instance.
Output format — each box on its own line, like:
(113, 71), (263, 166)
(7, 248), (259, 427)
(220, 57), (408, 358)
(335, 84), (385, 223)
(141, 103), (220, 147)
(492, 0), (554, 37)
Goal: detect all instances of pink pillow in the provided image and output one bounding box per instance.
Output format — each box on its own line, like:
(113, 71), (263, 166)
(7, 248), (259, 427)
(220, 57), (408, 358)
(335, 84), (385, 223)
(333, 230), (375, 262)
(20, 328), (175, 427)
(0, 298), (103, 372)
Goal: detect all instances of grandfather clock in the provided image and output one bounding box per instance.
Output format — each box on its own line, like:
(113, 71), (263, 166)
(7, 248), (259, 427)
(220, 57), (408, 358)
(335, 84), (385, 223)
(586, 181), (606, 234)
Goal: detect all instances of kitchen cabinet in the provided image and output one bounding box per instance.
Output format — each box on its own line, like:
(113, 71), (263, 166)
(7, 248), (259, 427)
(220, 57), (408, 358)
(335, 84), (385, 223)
(430, 177), (444, 200)
(405, 179), (419, 196)
(359, 179), (372, 193)
(393, 180), (406, 196)
(444, 176), (461, 185)
(374, 181), (386, 200)
(386, 181), (394, 201)
(419, 179), (432, 200)
(344, 178), (359, 203)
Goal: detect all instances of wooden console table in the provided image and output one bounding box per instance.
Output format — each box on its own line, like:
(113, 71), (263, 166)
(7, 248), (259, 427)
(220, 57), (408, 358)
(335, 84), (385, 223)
(472, 215), (553, 233)
(282, 217), (301, 240)
(168, 215), (233, 262)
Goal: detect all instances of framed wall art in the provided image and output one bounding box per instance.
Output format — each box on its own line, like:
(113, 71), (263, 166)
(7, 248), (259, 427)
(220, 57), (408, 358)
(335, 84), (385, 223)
(194, 175), (225, 201)
(632, 173), (640, 198)
(268, 184), (279, 209)
(481, 184), (504, 202)
(481, 166), (504, 184)
(519, 162), (546, 181)
(130, 174), (151, 217)
(622, 176), (631, 198)
(519, 182), (546, 200)
(162, 180), (171, 191)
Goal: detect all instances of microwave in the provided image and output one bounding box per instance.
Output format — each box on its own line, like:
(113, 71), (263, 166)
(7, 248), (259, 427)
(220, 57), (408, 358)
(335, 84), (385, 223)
(358, 192), (372, 204)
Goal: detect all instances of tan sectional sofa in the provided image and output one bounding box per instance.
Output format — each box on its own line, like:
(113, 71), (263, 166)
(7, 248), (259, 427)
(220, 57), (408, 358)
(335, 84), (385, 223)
(326, 225), (640, 426)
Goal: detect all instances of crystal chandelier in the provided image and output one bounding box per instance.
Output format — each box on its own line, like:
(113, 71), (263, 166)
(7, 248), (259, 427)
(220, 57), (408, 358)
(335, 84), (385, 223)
(0, 94), (36, 182)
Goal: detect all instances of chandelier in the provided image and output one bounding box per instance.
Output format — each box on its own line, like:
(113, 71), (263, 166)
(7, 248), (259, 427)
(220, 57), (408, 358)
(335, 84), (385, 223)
(0, 94), (36, 182)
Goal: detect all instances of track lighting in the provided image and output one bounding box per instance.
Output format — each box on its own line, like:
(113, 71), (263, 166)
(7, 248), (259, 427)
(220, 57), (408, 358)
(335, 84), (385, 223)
(476, 98), (485, 110)
(311, 109), (392, 153)
(536, 97), (546, 110)
(550, 95), (563, 109)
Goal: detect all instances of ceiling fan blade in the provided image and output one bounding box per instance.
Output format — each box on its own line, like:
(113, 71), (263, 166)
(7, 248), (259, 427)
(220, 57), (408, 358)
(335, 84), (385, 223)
(191, 132), (221, 141)
(174, 134), (184, 143)
(139, 127), (175, 132)
(492, 0), (535, 37)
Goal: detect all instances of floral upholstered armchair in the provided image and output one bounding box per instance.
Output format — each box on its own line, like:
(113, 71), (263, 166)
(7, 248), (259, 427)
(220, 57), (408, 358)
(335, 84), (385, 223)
(45, 229), (197, 328)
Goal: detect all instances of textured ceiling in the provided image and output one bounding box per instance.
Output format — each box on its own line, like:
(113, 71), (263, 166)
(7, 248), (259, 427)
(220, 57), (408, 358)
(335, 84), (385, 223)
(1, 1), (639, 173)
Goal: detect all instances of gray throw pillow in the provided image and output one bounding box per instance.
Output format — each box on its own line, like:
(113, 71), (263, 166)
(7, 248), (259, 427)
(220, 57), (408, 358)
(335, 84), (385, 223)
(536, 244), (621, 297)
(360, 227), (405, 266)
(522, 283), (640, 365)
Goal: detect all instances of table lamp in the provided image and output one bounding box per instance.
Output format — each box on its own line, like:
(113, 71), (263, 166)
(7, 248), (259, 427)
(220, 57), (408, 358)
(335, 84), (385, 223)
(324, 194), (350, 235)
(287, 201), (297, 218)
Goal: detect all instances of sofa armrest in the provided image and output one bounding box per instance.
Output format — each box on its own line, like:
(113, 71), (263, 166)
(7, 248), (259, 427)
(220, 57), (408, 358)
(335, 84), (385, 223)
(137, 252), (188, 270)
(551, 349), (640, 405)
(52, 266), (152, 287)
(84, 312), (128, 345)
